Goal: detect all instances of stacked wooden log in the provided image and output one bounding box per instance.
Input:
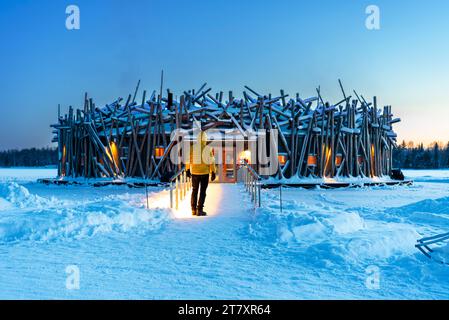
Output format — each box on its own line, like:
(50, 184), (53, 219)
(51, 79), (400, 180)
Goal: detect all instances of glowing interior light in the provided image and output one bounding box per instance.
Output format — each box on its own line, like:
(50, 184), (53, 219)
(109, 141), (119, 165)
(335, 153), (343, 167)
(61, 145), (67, 176)
(239, 150), (251, 164)
(324, 147), (332, 173)
(307, 154), (317, 167)
(155, 146), (165, 158)
(144, 184), (223, 219)
(278, 154), (287, 165)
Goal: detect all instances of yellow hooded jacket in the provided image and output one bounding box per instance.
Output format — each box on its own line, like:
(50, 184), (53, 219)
(186, 131), (216, 175)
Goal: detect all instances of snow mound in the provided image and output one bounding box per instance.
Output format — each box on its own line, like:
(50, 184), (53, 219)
(396, 197), (449, 215)
(0, 182), (58, 209)
(346, 222), (420, 260)
(372, 197), (449, 232)
(251, 191), (421, 262)
(428, 243), (449, 264)
(0, 183), (171, 243)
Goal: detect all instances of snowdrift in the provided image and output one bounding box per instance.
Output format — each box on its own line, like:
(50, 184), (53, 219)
(250, 189), (423, 263)
(0, 182), (170, 243)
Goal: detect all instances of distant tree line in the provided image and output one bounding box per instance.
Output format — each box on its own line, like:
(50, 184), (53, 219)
(0, 142), (448, 169)
(393, 141), (449, 169)
(0, 147), (57, 167)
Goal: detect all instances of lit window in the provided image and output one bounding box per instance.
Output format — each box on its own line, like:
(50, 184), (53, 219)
(155, 146), (165, 158)
(307, 154), (317, 167)
(335, 154), (342, 167)
(278, 155), (287, 165)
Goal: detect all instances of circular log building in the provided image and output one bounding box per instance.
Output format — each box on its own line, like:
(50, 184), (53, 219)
(51, 80), (400, 183)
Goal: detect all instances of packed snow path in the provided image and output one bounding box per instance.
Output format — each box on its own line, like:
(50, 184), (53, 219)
(122, 183), (343, 299)
(2, 168), (449, 299)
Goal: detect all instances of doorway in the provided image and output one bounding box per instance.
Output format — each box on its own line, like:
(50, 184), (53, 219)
(218, 147), (237, 183)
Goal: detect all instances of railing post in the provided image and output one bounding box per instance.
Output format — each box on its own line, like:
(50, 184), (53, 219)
(183, 171), (187, 198)
(250, 176), (253, 202)
(245, 169), (247, 190)
(243, 168), (246, 189)
(240, 164), (262, 209)
(247, 173), (250, 194)
(244, 168), (247, 189)
(252, 178), (255, 206)
(170, 181), (173, 209)
(169, 167), (191, 210)
(251, 176), (255, 202)
(253, 178), (256, 206)
(180, 172), (184, 200)
(175, 176), (179, 210)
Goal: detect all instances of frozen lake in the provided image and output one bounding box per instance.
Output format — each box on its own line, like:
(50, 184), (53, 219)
(1, 168), (449, 299)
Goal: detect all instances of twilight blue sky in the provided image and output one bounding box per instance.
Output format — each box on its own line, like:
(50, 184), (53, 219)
(0, 0), (448, 150)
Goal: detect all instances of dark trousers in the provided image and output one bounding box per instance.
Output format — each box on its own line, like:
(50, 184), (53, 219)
(191, 174), (209, 210)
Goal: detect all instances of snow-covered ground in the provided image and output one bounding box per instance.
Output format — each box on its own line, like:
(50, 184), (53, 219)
(1, 168), (449, 299)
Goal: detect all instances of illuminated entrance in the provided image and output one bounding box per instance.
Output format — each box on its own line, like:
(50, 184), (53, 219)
(184, 130), (257, 184)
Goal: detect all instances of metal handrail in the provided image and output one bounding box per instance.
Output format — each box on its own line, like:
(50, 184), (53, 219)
(169, 166), (192, 210)
(170, 167), (186, 183)
(238, 161), (262, 208)
(415, 232), (449, 263)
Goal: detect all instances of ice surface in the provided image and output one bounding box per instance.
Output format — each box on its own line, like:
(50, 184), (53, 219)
(1, 168), (449, 299)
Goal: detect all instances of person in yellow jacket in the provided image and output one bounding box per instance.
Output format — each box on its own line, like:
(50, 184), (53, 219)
(186, 130), (216, 216)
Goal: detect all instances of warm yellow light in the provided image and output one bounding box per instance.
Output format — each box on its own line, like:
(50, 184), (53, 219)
(307, 154), (317, 167)
(110, 141), (119, 165)
(278, 155), (287, 165)
(61, 145), (67, 176)
(239, 150), (251, 164)
(324, 147), (332, 173)
(155, 146), (165, 158)
(143, 184), (223, 219)
(335, 154), (342, 167)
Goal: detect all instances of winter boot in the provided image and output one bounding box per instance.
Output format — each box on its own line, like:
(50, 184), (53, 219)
(192, 208), (197, 216)
(197, 208), (207, 216)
